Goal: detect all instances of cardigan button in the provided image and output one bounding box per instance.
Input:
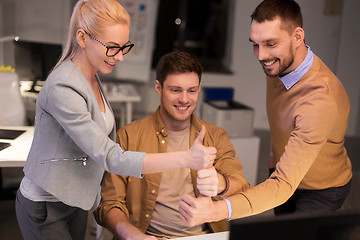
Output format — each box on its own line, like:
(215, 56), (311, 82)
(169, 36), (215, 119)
(145, 214), (149, 218)
(151, 189), (155, 194)
(161, 140), (165, 144)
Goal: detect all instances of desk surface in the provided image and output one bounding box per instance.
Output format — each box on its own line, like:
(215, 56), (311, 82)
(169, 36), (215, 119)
(0, 126), (33, 167)
(172, 231), (229, 240)
(104, 83), (141, 103)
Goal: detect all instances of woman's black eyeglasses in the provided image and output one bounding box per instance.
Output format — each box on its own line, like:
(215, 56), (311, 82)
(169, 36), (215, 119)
(84, 30), (134, 57)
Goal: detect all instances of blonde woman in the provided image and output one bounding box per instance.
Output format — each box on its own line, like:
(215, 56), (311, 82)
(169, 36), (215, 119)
(15, 0), (216, 239)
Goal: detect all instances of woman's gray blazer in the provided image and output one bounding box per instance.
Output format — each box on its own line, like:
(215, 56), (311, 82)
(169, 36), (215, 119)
(23, 60), (144, 210)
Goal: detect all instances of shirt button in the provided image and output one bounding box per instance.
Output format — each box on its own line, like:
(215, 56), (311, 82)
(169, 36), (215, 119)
(161, 140), (165, 144)
(151, 189), (155, 194)
(145, 214), (149, 218)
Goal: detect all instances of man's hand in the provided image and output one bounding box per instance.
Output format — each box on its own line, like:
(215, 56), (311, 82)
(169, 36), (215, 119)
(178, 194), (215, 227)
(141, 125), (216, 173)
(196, 167), (219, 197)
(187, 125), (217, 170)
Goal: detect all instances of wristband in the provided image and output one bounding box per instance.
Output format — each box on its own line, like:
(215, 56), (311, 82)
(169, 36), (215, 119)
(224, 199), (232, 220)
(218, 174), (230, 195)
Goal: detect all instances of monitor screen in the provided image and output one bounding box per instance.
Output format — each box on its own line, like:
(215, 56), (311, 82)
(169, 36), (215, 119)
(229, 210), (360, 240)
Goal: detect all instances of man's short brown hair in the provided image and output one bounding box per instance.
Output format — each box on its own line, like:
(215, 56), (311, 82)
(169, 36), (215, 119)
(251, 0), (303, 34)
(156, 51), (203, 87)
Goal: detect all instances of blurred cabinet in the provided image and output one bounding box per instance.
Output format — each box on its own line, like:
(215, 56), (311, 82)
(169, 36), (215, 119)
(1, 0), (71, 68)
(1, 0), (71, 45)
(230, 136), (260, 186)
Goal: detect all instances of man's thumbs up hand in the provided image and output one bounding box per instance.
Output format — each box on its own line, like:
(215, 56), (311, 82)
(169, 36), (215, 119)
(186, 125), (217, 170)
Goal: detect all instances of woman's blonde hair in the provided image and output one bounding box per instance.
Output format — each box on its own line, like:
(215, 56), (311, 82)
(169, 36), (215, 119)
(53, 0), (130, 69)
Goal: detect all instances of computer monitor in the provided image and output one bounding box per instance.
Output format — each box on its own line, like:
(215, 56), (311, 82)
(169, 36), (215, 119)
(229, 210), (360, 240)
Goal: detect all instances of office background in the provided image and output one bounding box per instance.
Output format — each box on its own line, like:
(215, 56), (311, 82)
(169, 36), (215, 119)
(0, 0), (359, 239)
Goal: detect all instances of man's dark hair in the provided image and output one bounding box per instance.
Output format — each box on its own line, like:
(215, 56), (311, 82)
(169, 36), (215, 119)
(251, 0), (303, 34)
(156, 51), (203, 87)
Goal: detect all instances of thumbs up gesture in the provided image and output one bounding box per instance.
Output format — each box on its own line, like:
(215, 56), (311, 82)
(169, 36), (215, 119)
(179, 194), (215, 227)
(196, 167), (219, 197)
(186, 125), (217, 170)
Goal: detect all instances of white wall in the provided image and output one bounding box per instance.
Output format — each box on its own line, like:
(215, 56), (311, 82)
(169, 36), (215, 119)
(13, 0), (71, 44)
(336, 0), (360, 136)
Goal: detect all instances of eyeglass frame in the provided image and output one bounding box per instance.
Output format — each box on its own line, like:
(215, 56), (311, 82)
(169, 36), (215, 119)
(83, 30), (134, 57)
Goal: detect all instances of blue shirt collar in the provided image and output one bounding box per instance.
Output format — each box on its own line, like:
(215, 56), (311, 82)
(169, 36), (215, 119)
(279, 46), (314, 90)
